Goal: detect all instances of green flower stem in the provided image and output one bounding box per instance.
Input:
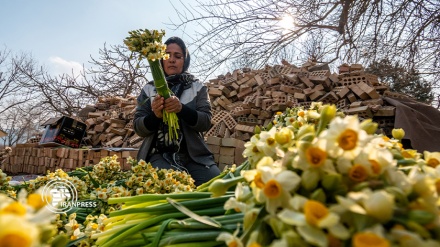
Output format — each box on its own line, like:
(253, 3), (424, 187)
(149, 59), (171, 99)
(108, 192), (213, 205)
(100, 207), (226, 247)
(124, 199), (167, 208)
(117, 239), (146, 247)
(148, 241), (222, 247)
(110, 196), (231, 217)
(158, 231), (226, 247)
(149, 59), (179, 140)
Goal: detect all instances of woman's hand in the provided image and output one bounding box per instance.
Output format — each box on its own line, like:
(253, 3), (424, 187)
(152, 95), (182, 118)
(164, 96), (182, 113)
(152, 95), (164, 118)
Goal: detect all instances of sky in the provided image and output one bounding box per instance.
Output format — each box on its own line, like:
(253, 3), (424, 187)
(0, 0), (197, 75)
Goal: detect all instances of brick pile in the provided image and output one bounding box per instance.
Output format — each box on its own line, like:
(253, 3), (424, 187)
(1, 143), (138, 174)
(79, 96), (143, 148)
(206, 61), (409, 142)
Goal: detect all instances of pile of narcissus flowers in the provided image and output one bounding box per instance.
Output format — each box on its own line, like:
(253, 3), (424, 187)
(208, 102), (440, 247)
(0, 155), (196, 246)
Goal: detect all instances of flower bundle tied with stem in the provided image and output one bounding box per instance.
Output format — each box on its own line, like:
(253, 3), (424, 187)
(124, 29), (179, 140)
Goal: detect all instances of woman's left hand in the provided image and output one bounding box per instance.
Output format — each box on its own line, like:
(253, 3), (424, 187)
(164, 96), (182, 113)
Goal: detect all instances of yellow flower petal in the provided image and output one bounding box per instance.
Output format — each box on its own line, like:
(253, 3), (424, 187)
(352, 232), (390, 247)
(304, 200), (328, 227)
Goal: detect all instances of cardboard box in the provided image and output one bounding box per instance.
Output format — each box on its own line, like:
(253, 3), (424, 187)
(39, 116), (86, 148)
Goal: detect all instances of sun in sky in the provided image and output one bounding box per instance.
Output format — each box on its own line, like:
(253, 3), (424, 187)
(278, 14), (296, 30)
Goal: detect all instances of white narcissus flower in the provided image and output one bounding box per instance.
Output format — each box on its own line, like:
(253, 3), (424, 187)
(257, 127), (278, 158)
(278, 196), (349, 247)
(253, 166), (300, 215)
(294, 138), (336, 174)
(243, 134), (265, 165)
(424, 151), (440, 168)
(319, 115), (369, 160)
(362, 190), (395, 223)
(216, 228), (243, 247)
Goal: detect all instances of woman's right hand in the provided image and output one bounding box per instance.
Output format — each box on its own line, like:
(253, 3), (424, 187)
(152, 95), (164, 118)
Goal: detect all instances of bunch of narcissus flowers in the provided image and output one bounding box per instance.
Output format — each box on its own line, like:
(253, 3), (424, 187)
(123, 29), (169, 61)
(124, 28), (180, 140)
(210, 103), (440, 247)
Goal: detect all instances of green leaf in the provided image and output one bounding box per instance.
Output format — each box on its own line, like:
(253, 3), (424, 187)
(87, 172), (100, 188)
(166, 198), (222, 228)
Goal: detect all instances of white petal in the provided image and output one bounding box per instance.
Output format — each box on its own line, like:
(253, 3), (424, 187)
(216, 232), (232, 242)
(277, 209), (307, 226)
(276, 170), (301, 191)
(289, 194), (308, 211)
(297, 225), (328, 247)
(317, 212), (339, 228)
(328, 223), (350, 240)
(335, 196), (366, 215)
(241, 170), (257, 182)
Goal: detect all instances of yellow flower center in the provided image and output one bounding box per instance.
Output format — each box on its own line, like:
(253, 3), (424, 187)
(298, 111), (305, 117)
(304, 200), (328, 227)
(338, 129), (358, 150)
(348, 164), (368, 182)
(352, 232), (390, 247)
(427, 158), (439, 168)
(0, 233), (32, 247)
(252, 146), (260, 154)
(306, 147), (327, 168)
(401, 150), (413, 158)
(248, 243), (262, 247)
(92, 223), (98, 230)
(27, 194), (48, 210)
(369, 160), (381, 176)
(1, 202), (27, 216)
(266, 137), (275, 146)
(263, 179), (282, 199)
(254, 172), (265, 189)
(228, 241), (238, 247)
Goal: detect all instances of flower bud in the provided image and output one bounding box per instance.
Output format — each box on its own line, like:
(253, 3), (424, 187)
(243, 208), (260, 230)
(320, 104), (337, 121)
(321, 173), (342, 191)
(360, 119), (378, 135)
(392, 128), (405, 140)
(301, 169), (320, 191)
(275, 127), (294, 146)
(209, 176), (245, 197)
(316, 104), (337, 135)
(254, 125), (261, 135)
(310, 188), (326, 203)
(363, 190), (395, 222)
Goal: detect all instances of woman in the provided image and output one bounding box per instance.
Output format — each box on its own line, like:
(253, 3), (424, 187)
(133, 36), (220, 186)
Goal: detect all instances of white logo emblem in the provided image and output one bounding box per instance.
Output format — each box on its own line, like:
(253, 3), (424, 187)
(42, 179), (78, 213)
